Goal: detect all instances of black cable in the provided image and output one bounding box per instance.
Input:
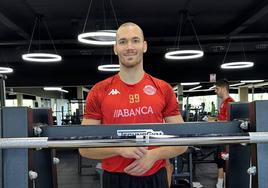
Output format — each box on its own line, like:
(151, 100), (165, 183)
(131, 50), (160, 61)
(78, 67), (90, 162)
(82, 0), (93, 33)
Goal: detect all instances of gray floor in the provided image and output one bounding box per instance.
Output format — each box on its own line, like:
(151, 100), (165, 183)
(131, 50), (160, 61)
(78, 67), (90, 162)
(57, 150), (101, 188)
(194, 163), (218, 188)
(56, 150), (218, 188)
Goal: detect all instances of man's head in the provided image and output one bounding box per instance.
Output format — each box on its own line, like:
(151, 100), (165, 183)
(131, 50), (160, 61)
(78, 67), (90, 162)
(114, 22), (147, 68)
(214, 79), (229, 98)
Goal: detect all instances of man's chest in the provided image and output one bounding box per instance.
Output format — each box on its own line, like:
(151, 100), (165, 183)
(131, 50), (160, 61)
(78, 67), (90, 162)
(101, 85), (165, 116)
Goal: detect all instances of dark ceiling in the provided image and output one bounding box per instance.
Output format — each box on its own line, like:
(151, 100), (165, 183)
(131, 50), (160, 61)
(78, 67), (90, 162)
(1, 0), (268, 90)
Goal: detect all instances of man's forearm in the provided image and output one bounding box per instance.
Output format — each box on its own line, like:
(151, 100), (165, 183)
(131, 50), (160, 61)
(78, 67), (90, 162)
(79, 148), (119, 159)
(79, 147), (148, 160)
(149, 146), (188, 160)
(79, 145), (188, 160)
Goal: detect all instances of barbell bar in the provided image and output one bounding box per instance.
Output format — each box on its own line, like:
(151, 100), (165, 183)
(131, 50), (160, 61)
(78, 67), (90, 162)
(0, 132), (268, 149)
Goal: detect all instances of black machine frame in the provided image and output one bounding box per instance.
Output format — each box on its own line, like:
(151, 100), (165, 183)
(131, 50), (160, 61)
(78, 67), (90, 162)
(0, 101), (268, 188)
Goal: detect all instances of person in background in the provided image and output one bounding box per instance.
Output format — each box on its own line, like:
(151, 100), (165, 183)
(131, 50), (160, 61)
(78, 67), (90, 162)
(210, 101), (216, 116)
(79, 22), (188, 188)
(209, 79), (234, 188)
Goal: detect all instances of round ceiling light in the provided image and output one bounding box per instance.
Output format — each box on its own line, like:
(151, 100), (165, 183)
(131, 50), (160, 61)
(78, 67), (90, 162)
(0, 67), (13, 74)
(165, 50), (204, 60)
(98, 64), (120, 72)
(221, 62), (254, 69)
(22, 53), (62, 62)
(78, 30), (116, 46)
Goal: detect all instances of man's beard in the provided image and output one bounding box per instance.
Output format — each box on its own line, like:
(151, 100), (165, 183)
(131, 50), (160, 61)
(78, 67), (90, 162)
(120, 57), (142, 68)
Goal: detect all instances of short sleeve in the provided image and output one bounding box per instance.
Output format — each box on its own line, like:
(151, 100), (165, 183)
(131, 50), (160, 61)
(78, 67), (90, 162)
(162, 83), (180, 117)
(217, 98), (234, 121)
(83, 86), (102, 120)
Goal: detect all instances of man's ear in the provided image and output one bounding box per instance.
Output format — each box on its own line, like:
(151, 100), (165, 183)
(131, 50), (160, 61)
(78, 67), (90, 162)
(113, 45), (117, 55)
(143, 41), (148, 53)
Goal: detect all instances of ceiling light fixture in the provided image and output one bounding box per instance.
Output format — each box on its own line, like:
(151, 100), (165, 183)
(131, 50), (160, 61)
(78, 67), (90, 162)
(98, 46), (119, 72)
(165, 10), (204, 60)
(240, 80), (264, 83)
(44, 87), (61, 91)
(78, 30), (116, 45)
(184, 88), (212, 92)
(22, 53), (62, 62)
(221, 40), (254, 70)
(0, 67), (13, 74)
(189, 85), (202, 91)
(221, 61), (254, 69)
(230, 83), (246, 87)
(209, 85), (215, 90)
(44, 87), (68, 93)
(22, 15), (62, 63)
(98, 64), (120, 72)
(181, 82), (200, 86)
(165, 50), (204, 60)
(78, 0), (118, 46)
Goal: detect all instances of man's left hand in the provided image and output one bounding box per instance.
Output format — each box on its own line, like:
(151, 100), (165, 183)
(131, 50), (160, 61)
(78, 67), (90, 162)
(124, 150), (157, 176)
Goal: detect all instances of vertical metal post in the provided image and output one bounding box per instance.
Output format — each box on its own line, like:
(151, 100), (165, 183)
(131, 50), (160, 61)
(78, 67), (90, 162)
(2, 107), (33, 188)
(176, 84), (183, 113)
(226, 102), (250, 188)
(0, 74), (6, 107)
(33, 108), (57, 188)
(249, 100), (268, 188)
(0, 108), (3, 188)
(76, 86), (84, 116)
(61, 106), (64, 124)
(185, 95), (190, 121)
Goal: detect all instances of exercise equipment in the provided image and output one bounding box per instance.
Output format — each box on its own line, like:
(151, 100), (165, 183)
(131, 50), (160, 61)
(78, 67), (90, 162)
(0, 131), (268, 149)
(0, 100), (267, 188)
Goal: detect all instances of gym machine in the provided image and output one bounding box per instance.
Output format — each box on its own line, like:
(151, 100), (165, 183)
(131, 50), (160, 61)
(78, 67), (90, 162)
(0, 100), (268, 188)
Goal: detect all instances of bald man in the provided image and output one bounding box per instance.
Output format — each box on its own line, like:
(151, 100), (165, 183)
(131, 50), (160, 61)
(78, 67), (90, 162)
(79, 22), (187, 188)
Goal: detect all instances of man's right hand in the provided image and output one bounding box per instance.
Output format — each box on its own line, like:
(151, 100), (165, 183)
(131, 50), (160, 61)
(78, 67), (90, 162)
(116, 147), (148, 159)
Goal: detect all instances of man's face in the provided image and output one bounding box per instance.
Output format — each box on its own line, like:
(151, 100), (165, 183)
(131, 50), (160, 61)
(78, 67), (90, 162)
(114, 26), (147, 68)
(215, 86), (223, 98)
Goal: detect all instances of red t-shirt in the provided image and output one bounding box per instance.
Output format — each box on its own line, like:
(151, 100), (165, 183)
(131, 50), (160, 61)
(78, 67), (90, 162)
(84, 73), (180, 176)
(217, 96), (234, 121)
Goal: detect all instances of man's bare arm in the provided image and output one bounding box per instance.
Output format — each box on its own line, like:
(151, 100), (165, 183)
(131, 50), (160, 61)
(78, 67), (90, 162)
(79, 118), (147, 160)
(152, 114), (188, 159)
(124, 115), (188, 176)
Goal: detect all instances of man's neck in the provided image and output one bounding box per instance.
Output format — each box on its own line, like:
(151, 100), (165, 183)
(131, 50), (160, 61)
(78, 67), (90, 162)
(119, 65), (145, 84)
(222, 93), (230, 101)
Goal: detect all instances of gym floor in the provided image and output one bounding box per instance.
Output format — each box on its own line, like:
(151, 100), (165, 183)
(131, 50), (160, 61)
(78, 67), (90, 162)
(57, 150), (218, 188)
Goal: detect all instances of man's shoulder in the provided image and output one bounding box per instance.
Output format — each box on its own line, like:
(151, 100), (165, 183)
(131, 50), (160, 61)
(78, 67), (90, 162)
(92, 75), (117, 91)
(227, 96), (235, 102)
(146, 74), (170, 88)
